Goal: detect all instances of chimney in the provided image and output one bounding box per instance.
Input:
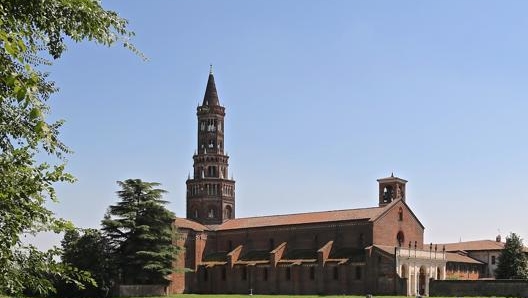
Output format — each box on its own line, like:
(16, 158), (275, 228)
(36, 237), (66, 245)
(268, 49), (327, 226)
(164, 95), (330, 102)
(496, 234), (501, 242)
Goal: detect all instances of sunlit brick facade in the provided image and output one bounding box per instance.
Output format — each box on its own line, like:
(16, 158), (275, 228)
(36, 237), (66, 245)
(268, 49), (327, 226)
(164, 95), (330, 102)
(169, 70), (485, 296)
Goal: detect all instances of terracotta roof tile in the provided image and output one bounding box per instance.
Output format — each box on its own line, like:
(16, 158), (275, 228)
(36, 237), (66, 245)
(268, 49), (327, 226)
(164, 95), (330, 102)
(371, 245), (397, 255)
(174, 217), (208, 231)
(214, 206), (385, 231)
(446, 252), (484, 264)
(239, 250), (269, 262)
(442, 240), (505, 252)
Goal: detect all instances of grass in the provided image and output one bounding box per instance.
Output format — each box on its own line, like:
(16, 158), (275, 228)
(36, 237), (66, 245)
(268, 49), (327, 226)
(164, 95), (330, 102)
(118, 295), (506, 298)
(128, 296), (406, 298)
(0, 294), (508, 298)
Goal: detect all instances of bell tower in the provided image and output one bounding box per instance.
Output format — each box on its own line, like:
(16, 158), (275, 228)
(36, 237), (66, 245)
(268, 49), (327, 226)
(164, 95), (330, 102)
(377, 173), (407, 207)
(186, 67), (235, 225)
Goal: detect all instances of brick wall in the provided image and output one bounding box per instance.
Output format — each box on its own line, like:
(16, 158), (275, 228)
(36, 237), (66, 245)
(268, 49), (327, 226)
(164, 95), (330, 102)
(430, 280), (528, 297)
(170, 200), (425, 295)
(373, 201), (423, 249)
(190, 261), (374, 295)
(169, 228), (208, 294)
(445, 262), (482, 280)
(205, 221), (373, 257)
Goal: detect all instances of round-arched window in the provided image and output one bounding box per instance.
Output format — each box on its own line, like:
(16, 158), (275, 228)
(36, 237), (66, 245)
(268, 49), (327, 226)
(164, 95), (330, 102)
(397, 231), (405, 247)
(224, 205), (232, 219)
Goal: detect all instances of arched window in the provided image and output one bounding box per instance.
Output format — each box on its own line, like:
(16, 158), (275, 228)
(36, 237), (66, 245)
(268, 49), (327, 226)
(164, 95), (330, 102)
(242, 267), (247, 280)
(359, 233), (364, 246)
(224, 205), (232, 219)
(383, 186), (393, 203)
(263, 268), (268, 281)
(356, 266), (362, 280)
(397, 231), (405, 247)
(398, 207), (403, 221)
(207, 166), (217, 177)
(208, 207), (216, 218)
(400, 265), (407, 278)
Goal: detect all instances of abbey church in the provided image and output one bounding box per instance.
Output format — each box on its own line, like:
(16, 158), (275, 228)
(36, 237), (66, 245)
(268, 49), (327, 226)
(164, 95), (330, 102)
(169, 71), (488, 296)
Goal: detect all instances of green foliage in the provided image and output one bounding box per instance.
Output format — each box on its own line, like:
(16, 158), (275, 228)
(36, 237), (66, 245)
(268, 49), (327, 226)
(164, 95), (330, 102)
(102, 179), (179, 285)
(2, 245), (94, 297)
(495, 232), (528, 279)
(57, 229), (112, 298)
(0, 0), (138, 295)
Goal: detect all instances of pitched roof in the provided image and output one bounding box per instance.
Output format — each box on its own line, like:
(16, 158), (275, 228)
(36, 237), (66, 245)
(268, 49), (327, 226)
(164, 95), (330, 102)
(371, 244), (397, 255)
(175, 217), (208, 231)
(372, 198), (425, 229)
(174, 199), (415, 232)
(376, 174), (408, 183)
(446, 252), (484, 264)
(202, 71), (220, 106)
(214, 206), (386, 231)
(442, 240), (505, 252)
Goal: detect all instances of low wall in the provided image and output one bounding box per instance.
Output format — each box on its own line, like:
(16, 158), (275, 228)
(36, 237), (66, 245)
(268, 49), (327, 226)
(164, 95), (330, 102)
(430, 280), (528, 297)
(118, 285), (167, 297)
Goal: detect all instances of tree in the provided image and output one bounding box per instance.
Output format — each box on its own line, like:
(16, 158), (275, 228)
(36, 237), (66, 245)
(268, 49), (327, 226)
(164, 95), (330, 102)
(58, 229), (112, 298)
(495, 232), (528, 279)
(102, 179), (178, 285)
(0, 0), (138, 295)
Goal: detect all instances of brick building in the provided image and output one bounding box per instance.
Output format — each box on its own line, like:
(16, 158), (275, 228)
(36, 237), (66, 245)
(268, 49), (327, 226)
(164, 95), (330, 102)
(169, 70), (480, 296)
(440, 237), (526, 280)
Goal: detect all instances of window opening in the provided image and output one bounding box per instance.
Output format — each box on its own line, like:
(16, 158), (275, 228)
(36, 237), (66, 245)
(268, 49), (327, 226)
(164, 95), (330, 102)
(383, 186), (393, 203)
(397, 231), (405, 247)
(242, 267), (247, 280)
(333, 267), (339, 280)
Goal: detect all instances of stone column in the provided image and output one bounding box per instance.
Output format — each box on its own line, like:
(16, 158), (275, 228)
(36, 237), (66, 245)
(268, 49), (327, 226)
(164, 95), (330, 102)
(413, 265), (418, 295)
(424, 267), (429, 296)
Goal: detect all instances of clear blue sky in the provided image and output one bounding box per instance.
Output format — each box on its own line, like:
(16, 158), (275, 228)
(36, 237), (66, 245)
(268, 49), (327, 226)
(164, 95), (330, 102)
(37, 0), (528, 248)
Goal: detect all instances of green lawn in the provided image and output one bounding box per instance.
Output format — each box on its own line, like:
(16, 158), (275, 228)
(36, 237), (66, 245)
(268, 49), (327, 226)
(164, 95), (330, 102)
(166, 296), (399, 298)
(132, 296), (404, 298)
(1, 295), (507, 298)
(121, 296), (504, 298)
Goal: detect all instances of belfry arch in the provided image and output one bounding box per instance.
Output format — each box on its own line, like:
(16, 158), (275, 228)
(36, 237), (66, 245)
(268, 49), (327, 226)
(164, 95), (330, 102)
(185, 68), (236, 224)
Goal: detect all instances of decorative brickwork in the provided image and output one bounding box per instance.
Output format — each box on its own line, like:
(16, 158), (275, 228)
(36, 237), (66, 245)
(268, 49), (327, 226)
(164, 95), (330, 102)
(186, 69), (235, 225)
(169, 71), (486, 296)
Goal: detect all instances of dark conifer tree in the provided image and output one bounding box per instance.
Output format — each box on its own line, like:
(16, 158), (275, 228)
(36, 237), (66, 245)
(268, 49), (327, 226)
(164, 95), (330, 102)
(102, 179), (178, 285)
(495, 233), (528, 279)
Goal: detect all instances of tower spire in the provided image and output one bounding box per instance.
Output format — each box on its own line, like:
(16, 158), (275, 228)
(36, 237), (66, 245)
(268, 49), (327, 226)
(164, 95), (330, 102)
(187, 69), (235, 225)
(202, 67), (220, 106)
